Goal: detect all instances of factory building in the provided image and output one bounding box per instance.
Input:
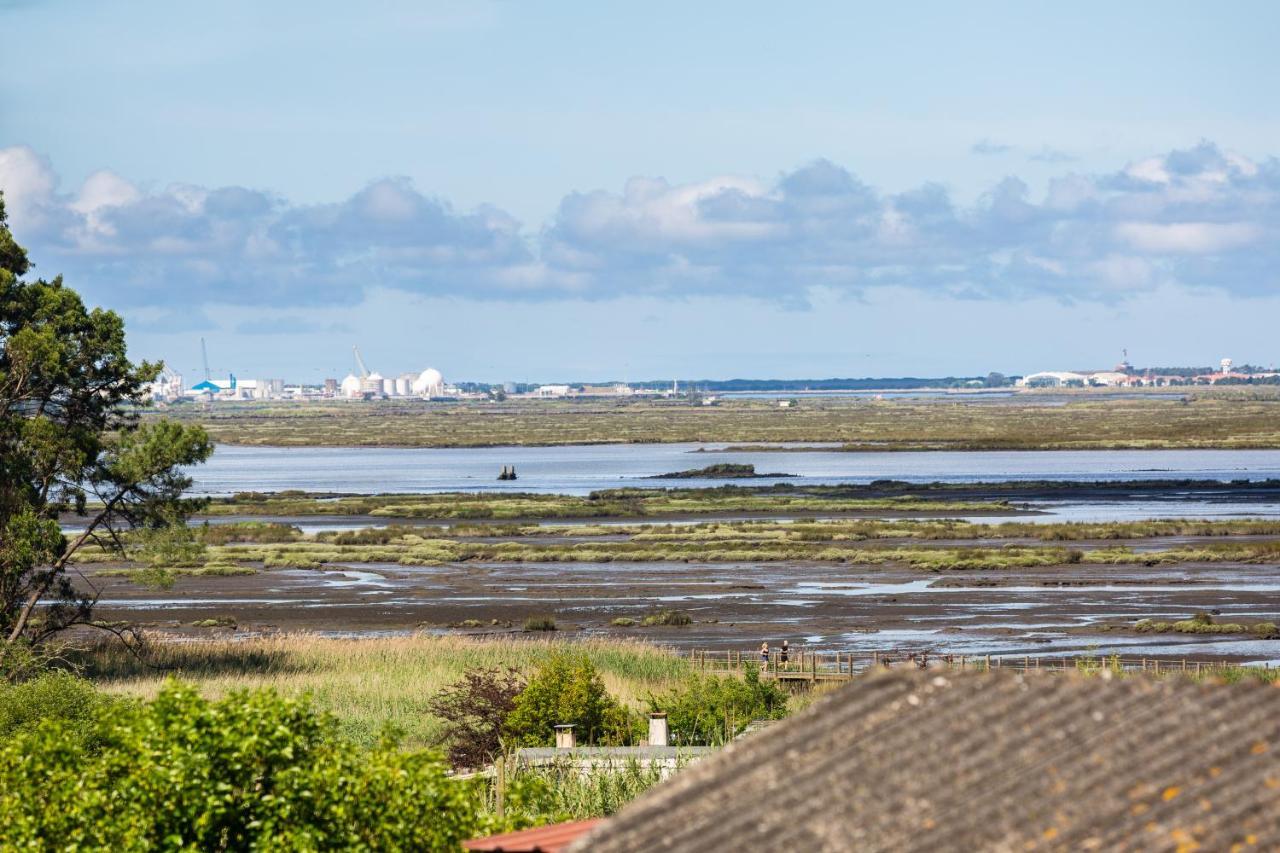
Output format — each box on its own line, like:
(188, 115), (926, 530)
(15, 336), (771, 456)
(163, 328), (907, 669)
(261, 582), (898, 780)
(340, 374), (363, 397)
(412, 367), (446, 397)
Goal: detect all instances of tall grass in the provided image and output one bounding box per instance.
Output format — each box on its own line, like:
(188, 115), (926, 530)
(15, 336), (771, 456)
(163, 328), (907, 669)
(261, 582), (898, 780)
(77, 635), (694, 749)
(494, 757), (682, 820)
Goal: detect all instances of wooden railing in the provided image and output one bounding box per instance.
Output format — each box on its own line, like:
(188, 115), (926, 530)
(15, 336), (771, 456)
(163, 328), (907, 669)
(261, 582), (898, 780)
(679, 648), (1265, 682)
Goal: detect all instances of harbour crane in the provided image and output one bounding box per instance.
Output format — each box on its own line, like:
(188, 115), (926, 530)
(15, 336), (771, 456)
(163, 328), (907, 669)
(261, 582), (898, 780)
(352, 345), (370, 379)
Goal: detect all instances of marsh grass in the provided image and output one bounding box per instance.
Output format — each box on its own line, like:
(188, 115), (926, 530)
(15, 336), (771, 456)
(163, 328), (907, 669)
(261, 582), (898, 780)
(209, 488), (1000, 521)
(165, 392), (1280, 450)
(76, 635), (694, 748)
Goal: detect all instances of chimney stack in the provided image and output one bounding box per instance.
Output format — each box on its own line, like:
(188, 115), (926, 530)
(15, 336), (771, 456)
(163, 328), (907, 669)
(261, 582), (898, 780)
(554, 724), (576, 749)
(648, 712), (669, 747)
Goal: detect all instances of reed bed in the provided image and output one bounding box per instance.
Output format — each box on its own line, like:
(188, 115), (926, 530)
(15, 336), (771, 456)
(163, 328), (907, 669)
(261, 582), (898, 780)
(78, 635), (694, 749)
(203, 489), (1001, 520)
(173, 535), (1280, 570)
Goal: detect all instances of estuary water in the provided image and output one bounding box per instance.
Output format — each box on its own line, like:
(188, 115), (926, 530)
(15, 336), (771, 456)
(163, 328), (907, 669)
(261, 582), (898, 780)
(190, 443), (1280, 498)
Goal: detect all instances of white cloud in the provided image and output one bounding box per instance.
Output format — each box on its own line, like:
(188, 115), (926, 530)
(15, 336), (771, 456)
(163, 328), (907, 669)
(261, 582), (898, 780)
(1115, 221), (1263, 253)
(1124, 156), (1171, 185)
(2, 141), (1279, 307)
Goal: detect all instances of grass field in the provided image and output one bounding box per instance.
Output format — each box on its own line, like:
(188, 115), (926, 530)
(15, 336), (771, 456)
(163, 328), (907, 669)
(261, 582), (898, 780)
(79, 515), (1280, 572)
(204, 487), (1006, 519)
(158, 389), (1280, 449)
(78, 635), (696, 749)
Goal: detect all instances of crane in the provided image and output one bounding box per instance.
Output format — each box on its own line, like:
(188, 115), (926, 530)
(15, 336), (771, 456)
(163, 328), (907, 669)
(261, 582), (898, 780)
(201, 337), (212, 382)
(352, 346), (370, 379)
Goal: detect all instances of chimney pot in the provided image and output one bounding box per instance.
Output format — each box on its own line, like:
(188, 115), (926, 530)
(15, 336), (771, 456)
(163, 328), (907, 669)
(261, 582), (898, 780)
(648, 712), (669, 747)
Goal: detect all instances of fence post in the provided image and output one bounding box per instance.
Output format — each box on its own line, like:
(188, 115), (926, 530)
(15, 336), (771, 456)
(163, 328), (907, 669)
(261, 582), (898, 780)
(1023, 656), (1029, 672)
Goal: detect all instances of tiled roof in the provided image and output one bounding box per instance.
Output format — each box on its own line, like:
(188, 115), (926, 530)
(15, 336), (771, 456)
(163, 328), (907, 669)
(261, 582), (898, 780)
(465, 818), (601, 852)
(576, 670), (1280, 852)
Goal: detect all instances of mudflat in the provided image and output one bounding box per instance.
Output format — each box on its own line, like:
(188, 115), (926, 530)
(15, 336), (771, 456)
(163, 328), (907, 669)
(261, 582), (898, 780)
(88, 555), (1280, 662)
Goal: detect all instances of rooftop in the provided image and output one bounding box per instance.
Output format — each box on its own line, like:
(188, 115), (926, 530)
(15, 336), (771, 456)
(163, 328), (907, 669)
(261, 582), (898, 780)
(577, 669), (1280, 851)
(465, 818), (601, 853)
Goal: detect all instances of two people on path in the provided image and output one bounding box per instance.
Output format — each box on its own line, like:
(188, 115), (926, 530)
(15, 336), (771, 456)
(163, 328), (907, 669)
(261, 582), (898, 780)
(759, 639), (790, 669)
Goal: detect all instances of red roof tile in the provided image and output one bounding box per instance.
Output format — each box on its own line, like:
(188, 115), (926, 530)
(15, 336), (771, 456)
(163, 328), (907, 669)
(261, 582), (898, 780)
(464, 818), (602, 853)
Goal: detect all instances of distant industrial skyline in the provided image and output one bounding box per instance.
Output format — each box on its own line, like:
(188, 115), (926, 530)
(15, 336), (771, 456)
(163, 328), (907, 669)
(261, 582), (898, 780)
(3, 1), (1279, 381)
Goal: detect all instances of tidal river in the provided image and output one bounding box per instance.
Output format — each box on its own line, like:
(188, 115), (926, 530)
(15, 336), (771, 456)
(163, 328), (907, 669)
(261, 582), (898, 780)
(177, 444), (1280, 524)
(189, 443), (1280, 497)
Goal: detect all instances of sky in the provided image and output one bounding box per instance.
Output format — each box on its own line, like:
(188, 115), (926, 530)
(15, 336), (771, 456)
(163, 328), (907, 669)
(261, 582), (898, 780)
(2, 0), (1279, 383)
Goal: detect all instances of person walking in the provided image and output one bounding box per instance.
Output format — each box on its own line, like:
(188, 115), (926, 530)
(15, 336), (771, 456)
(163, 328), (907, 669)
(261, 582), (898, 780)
(779, 640), (790, 670)
(759, 641), (769, 670)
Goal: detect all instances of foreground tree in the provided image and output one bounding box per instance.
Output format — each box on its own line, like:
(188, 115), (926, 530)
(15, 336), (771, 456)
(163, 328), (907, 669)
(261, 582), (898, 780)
(0, 193), (211, 665)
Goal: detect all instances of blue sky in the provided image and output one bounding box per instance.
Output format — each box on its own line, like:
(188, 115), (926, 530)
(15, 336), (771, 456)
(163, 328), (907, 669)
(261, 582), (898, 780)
(3, 0), (1279, 382)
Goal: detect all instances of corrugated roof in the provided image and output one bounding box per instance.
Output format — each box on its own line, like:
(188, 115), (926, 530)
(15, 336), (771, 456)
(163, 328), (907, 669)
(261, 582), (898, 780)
(465, 818), (601, 852)
(576, 670), (1280, 851)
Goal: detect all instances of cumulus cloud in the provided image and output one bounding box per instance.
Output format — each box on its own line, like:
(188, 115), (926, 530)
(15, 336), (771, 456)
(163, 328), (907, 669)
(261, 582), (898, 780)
(0, 147), (549, 307)
(1, 141), (1278, 307)
(543, 142), (1280, 302)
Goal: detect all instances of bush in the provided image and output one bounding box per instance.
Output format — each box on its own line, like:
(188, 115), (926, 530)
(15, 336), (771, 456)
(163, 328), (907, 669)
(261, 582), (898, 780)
(523, 617), (557, 632)
(649, 668), (789, 745)
(0, 681), (487, 849)
(0, 671), (111, 742)
(505, 653), (635, 746)
(640, 610), (692, 627)
(429, 668), (525, 770)
(610, 617), (637, 627)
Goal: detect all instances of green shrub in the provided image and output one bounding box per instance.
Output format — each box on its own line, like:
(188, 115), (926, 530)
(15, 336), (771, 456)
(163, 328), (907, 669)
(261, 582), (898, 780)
(610, 617), (637, 627)
(648, 668), (788, 745)
(190, 617), (236, 628)
(504, 653), (635, 746)
(0, 681), (487, 849)
(640, 610), (692, 627)
(0, 671), (112, 742)
(523, 617), (557, 632)
(123, 566), (177, 589)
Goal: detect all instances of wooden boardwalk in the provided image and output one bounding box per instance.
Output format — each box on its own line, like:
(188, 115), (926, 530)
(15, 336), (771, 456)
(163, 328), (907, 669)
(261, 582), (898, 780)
(682, 648), (1262, 684)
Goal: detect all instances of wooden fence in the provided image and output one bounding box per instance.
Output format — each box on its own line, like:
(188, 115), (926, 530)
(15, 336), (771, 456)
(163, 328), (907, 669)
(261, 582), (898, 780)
(679, 648), (1265, 684)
